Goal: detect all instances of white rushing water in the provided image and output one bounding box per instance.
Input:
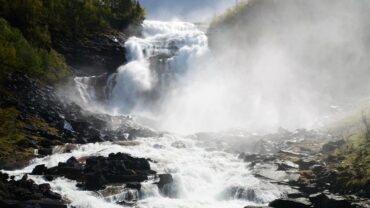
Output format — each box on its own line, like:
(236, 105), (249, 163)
(6, 134), (291, 208)
(75, 20), (208, 115)
(4, 20), (293, 208)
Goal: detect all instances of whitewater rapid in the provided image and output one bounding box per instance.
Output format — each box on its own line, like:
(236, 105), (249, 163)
(6, 133), (290, 208)
(4, 21), (294, 207)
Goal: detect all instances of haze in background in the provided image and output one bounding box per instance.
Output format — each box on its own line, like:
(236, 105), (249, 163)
(138, 0), (235, 22)
(72, 0), (370, 134)
(156, 0), (370, 133)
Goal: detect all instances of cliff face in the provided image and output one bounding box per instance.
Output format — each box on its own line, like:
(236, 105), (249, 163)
(51, 25), (144, 76)
(0, 0), (147, 169)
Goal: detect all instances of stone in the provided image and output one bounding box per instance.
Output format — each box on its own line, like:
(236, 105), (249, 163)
(157, 174), (173, 189)
(269, 198), (312, 208)
(297, 159), (318, 170)
(125, 182), (141, 190)
(32, 165), (47, 175)
(85, 172), (107, 191)
(309, 192), (353, 208)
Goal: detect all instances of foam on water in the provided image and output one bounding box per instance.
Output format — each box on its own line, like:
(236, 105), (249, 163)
(10, 20), (294, 208)
(5, 134), (290, 208)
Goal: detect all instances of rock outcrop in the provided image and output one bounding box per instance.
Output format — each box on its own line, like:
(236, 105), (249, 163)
(31, 153), (158, 191)
(0, 73), (156, 170)
(0, 172), (66, 208)
(52, 31), (128, 76)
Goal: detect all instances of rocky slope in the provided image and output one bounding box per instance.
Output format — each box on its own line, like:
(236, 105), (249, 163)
(235, 129), (370, 208)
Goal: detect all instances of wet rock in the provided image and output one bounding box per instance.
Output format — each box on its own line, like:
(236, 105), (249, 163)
(269, 198), (312, 208)
(156, 174), (174, 197)
(0, 173), (66, 208)
(44, 175), (54, 182)
(309, 192), (353, 208)
(321, 140), (345, 153)
(65, 156), (79, 167)
(297, 159), (318, 170)
(125, 182), (141, 190)
(32, 153), (155, 191)
(85, 172), (107, 191)
(240, 154), (268, 162)
(244, 206), (272, 208)
(157, 174), (173, 189)
(38, 148), (53, 156)
(32, 165), (48, 175)
(127, 128), (158, 140)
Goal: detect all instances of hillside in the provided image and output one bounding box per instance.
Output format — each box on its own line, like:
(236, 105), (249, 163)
(0, 0), (146, 169)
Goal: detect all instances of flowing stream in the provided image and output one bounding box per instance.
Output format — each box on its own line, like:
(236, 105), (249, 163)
(7, 20), (293, 208)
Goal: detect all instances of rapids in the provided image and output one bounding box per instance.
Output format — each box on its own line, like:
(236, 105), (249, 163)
(5, 134), (291, 208)
(5, 21), (293, 208)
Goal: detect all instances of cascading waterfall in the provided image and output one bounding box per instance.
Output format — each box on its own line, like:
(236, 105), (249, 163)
(5, 20), (293, 208)
(75, 20), (208, 115)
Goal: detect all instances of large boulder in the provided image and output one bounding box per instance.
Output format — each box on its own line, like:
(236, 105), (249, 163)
(31, 153), (155, 191)
(0, 173), (66, 208)
(309, 192), (353, 208)
(269, 198), (312, 208)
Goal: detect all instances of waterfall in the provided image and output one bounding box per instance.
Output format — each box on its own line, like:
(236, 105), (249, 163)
(5, 20), (295, 208)
(75, 20), (208, 115)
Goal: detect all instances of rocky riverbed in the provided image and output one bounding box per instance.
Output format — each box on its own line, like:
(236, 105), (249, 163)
(236, 129), (370, 208)
(1, 73), (369, 207)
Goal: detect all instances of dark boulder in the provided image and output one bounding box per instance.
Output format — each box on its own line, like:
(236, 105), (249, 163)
(297, 159), (318, 170)
(32, 153), (155, 191)
(244, 206), (272, 208)
(85, 172), (107, 191)
(32, 165), (47, 175)
(0, 173), (66, 208)
(157, 174), (174, 189)
(309, 192), (353, 208)
(269, 198), (312, 208)
(125, 182), (141, 190)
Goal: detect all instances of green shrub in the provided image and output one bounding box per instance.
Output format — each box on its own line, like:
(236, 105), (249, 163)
(210, 1), (249, 28)
(0, 18), (69, 83)
(0, 0), (146, 83)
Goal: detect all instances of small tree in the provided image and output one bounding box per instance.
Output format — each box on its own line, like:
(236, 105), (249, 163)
(361, 111), (370, 141)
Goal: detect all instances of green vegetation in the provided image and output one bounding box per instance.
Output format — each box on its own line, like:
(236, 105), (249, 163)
(0, 18), (69, 83)
(0, 0), (146, 168)
(327, 132), (370, 187)
(324, 110), (370, 191)
(0, 106), (63, 169)
(0, 0), (145, 83)
(210, 1), (248, 28)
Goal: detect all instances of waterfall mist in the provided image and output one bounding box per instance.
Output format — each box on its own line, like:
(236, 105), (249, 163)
(154, 0), (370, 133)
(138, 0), (235, 22)
(68, 0), (370, 134)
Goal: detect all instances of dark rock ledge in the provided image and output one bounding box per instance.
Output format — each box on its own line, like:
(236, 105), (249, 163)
(0, 73), (157, 170)
(31, 153), (173, 200)
(0, 172), (66, 208)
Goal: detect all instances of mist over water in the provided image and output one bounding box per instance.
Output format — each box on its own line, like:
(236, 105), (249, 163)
(150, 0), (370, 133)
(6, 1), (370, 208)
(75, 0), (370, 135)
(138, 0), (235, 22)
